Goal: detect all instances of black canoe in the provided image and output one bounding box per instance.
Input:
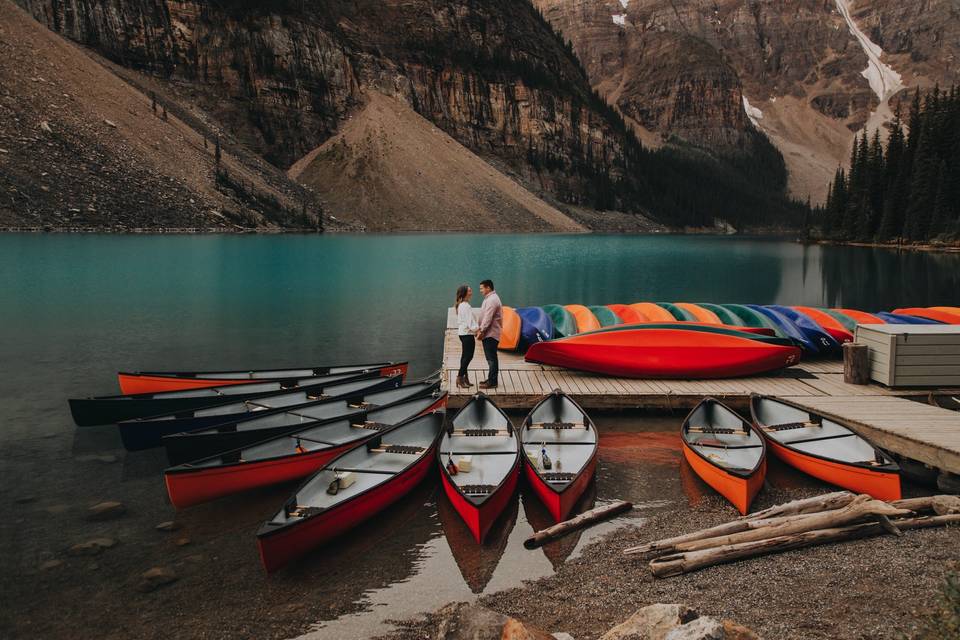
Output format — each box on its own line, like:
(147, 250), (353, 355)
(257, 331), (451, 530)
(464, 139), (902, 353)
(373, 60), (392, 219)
(161, 379), (441, 465)
(117, 375), (407, 451)
(70, 370), (388, 427)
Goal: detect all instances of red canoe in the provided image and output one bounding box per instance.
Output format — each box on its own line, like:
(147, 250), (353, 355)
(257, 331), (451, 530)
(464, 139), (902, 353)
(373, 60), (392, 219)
(164, 393), (447, 509)
(520, 390), (598, 522)
(751, 395), (901, 500)
(681, 398), (766, 515)
(525, 327), (801, 378)
(438, 393), (520, 543)
(118, 362), (409, 395)
(256, 410), (446, 573)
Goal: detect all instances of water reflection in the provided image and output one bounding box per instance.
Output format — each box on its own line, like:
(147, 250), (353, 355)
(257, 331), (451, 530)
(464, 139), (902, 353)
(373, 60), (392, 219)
(521, 480), (597, 571)
(437, 491), (519, 594)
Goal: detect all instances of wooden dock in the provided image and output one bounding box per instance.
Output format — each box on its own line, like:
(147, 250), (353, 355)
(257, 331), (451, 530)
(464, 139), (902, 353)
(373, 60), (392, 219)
(440, 308), (960, 475)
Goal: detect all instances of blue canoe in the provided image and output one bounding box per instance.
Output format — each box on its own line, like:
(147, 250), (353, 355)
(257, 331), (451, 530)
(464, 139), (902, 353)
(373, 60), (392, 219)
(767, 305), (840, 354)
(517, 307), (554, 348)
(875, 312), (943, 325)
(747, 305), (819, 355)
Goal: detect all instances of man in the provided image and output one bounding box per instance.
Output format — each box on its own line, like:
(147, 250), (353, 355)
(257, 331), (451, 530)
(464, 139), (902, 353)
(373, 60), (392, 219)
(475, 279), (502, 389)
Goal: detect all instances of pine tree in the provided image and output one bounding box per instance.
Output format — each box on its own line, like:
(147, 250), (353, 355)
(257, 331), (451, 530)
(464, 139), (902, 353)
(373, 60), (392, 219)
(904, 126), (937, 240)
(930, 160), (949, 238)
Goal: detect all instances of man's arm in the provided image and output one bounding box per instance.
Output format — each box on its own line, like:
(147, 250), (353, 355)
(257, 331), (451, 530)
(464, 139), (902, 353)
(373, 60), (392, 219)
(477, 298), (492, 336)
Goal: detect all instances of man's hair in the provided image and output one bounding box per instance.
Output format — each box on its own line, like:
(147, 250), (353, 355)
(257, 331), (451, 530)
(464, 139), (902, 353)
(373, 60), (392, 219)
(480, 279), (494, 290)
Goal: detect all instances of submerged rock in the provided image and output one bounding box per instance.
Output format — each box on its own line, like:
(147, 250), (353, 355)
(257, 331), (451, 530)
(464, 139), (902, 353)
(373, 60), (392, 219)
(68, 537), (117, 556)
(137, 567), (178, 592)
(86, 501), (126, 521)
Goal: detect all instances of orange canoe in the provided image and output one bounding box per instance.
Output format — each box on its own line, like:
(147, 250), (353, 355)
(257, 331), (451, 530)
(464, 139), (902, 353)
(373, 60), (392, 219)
(629, 302), (676, 322)
(892, 307), (960, 324)
(750, 395), (900, 500)
(681, 398), (766, 515)
(675, 303), (722, 324)
(564, 304), (602, 333)
(498, 306), (522, 351)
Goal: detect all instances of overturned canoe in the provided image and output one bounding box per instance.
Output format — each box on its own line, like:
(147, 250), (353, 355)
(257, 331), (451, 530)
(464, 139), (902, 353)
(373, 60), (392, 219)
(589, 305), (622, 328)
(117, 362), (408, 395)
(674, 303), (723, 324)
(70, 370), (393, 427)
(164, 392), (448, 509)
(256, 410), (445, 573)
(750, 395), (901, 500)
(520, 390), (598, 522)
(876, 311), (941, 324)
(118, 375), (406, 452)
(543, 304), (579, 338)
(832, 308), (886, 325)
(438, 393), (520, 543)
(629, 302), (675, 322)
(720, 304), (780, 330)
(499, 306), (523, 351)
(696, 303), (745, 326)
(657, 302), (697, 322)
(160, 379), (440, 464)
(790, 306), (855, 344)
(606, 304), (647, 324)
(681, 398), (766, 515)
(748, 305), (820, 354)
(525, 326), (801, 378)
(892, 308), (960, 324)
(766, 305), (840, 353)
(565, 304), (602, 333)
(516, 307), (554, 347)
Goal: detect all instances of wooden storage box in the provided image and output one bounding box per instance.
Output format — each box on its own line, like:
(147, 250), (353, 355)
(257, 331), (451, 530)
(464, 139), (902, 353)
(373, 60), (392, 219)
(855, 324), (960, 387)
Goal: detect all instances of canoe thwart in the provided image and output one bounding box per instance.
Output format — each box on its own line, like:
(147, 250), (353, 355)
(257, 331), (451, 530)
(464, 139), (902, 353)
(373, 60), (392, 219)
(448, 428), (512, 437)
(528, 421), (587, 430)
(460, 484), (497, 495)
(764, 419), (822, 431)
(366, 444), (426, 455)
(687, 426), (747, 435)
(542, 472), (577, 482)
(351, 421), (391, 430)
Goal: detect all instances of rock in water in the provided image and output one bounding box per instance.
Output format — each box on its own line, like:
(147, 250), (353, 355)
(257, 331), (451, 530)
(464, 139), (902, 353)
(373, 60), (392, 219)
(68, 537), (117, 556)
(138, 567), (178, 592)
(86, 501), (126, 521)
(428, 603), (553, 640)
(601, 604), (698, 640)
(664, 617), (725, 640)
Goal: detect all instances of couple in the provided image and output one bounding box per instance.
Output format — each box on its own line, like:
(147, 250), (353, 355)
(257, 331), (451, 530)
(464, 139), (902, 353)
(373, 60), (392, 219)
(454, 279), (501, 390)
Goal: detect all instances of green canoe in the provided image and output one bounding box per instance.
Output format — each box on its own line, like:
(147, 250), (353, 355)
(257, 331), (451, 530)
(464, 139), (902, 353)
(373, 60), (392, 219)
(720, 304), (784, 335)
(542, 304), (579, 338)
(697, 303), (745, 326)
(818, 308), (858, 332)
(589, 305), (622, 327)
(657, 302), (697, 322)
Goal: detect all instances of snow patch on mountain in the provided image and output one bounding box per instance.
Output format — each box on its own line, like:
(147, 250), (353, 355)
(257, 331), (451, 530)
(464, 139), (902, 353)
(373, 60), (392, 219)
(742, 96), (763, 127)
(612, 14), (627, 27)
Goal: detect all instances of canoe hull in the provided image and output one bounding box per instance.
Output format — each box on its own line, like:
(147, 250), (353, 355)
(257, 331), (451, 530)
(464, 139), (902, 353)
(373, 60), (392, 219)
(256, 443), (437, 573)
(682, 442), (765, 515)
(892, 308), (960, 324)
(118, 363), (408, 395)
(524, 454), (597, 522)
(440, 461), (520, 543)
(525, 328), (801, 379)
(117, 375), (402, 451)
(165, 444), (352, 510)
(766, 439), (901, 501)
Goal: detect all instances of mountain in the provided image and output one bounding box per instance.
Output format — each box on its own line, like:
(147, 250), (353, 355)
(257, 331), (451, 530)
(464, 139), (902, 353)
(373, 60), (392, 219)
(12, 0), (803, 231)
(533, 0), (960, 204)
(0, 0), (324, 231)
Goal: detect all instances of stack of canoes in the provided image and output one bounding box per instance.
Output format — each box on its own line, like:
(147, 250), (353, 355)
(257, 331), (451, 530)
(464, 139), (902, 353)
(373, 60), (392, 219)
(69, 364), (602, 575)
(681, 396), (901, 514)
(489, 302), (958, 378)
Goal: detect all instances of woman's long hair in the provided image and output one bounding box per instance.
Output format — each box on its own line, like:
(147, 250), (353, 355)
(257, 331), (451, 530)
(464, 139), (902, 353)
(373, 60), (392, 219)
(455, 284), (469, 306)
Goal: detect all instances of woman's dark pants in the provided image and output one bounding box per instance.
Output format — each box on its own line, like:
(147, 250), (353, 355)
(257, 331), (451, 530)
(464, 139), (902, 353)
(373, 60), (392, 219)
(458, 335), (475, 378)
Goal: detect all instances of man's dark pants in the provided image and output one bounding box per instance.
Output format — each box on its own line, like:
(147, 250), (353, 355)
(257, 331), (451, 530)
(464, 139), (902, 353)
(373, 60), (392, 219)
(482, 337), (499, 385)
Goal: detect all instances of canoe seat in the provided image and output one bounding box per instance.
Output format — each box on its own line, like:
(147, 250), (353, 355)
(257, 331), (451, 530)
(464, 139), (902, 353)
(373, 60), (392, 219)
(529, 422), (586, 430)
(367, 444), (425, 455)
(284, 504), (325, 518)
(306, 393), (330, 401)
(450, 428), (511, 437)
(688, 426), (745, 435)
(461, 484), (497, 495)
(348, 401), (373, 409)
(542, 472), (577, 483)
(765, 420), (822, 431)
(351, 421), (391, 431)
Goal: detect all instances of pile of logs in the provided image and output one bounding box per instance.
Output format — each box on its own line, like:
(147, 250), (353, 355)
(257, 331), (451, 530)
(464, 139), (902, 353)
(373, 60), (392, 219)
(624, 491), (960, 578)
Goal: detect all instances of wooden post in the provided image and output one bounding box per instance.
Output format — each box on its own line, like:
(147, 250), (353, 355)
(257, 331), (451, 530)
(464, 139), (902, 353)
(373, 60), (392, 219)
(843, 342), (870, 385)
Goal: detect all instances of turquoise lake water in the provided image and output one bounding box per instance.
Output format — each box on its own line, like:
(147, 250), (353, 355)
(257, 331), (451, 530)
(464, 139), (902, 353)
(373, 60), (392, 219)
(2, 233), (959, 421)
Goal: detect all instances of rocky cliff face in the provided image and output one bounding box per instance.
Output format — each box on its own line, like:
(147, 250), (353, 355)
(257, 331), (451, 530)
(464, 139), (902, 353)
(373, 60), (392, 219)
(533, 0), (958, 203)
(16, 0), (649, 214)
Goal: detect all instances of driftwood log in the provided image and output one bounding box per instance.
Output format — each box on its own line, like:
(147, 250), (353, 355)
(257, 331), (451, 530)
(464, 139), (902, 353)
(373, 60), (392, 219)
(649, 514), (960, 577)
(524, 500), (632, 549)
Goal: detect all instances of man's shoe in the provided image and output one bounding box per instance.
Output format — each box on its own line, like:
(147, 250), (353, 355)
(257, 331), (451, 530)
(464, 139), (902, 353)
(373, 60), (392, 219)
(479, 381), (497, 389)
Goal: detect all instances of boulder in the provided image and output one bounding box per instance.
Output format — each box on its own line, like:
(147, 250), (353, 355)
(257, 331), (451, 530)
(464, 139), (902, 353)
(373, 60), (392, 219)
(429, 603), (553, 640)
(137, 567), (178, 592)
(68, 537), (117, 556)
(155, 521), (180, 532)
(600, 604), (698, 640)
(664, 617), (724, 640)
(86, 501), (126, 521)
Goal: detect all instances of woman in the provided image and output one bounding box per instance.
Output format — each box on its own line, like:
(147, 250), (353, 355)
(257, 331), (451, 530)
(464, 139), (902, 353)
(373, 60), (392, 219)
(455, 284), (478, 388)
